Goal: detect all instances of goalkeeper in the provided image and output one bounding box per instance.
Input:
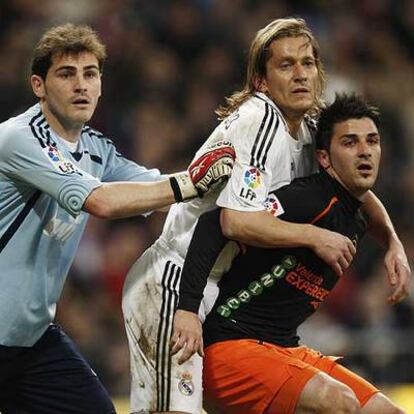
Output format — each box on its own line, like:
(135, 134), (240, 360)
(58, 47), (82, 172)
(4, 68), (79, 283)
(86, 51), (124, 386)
(0, 23), (234, 414)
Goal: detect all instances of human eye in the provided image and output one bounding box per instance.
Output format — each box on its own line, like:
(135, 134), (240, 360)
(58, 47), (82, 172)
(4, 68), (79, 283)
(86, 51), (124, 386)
(304, 59), (315, 68)
(367, 135), (380, 145)
(58, 70), (72, 79)
(85, 70), (99, 79)
(280, 61), (292, 70)
(342, 138), (355, 147)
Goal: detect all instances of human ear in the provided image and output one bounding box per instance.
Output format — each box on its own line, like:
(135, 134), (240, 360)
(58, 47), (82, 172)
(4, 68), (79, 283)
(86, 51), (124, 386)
(316, 149), (331, 170)
(31, 75), (46, 99)
(253, 75), (268, 93)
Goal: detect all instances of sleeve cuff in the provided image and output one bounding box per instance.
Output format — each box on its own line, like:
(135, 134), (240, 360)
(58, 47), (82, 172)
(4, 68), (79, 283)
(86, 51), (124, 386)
(177, 293), (203, 314)
(58, 178), (102, 217)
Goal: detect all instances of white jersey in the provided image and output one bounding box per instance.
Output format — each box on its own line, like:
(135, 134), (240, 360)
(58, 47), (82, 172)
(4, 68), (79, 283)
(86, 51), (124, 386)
(160, 92), (318, 259)
(123, 92), (319, 413)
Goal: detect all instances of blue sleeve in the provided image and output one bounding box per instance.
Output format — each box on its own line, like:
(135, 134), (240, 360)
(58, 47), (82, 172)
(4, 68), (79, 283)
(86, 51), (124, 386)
(0, 125), (101, 217)
(101, 141), (163, 183)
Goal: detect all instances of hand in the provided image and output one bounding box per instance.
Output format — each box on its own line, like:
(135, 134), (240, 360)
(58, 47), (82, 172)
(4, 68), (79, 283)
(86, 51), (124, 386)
(170, 310), (204, 365)
(189, 141), (236, 194)
(169, 141), (236, 202)
(384, 241), (412, 304)
(310, 227), (356, 276)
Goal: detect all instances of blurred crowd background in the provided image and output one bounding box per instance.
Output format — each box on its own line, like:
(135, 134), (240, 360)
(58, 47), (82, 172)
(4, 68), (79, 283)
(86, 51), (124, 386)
(1, 0), (413, 401)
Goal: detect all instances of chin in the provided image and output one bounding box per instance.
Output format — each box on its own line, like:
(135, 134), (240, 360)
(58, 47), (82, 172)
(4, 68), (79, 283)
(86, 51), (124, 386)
(354, 180), (374, 194)
(75, 113), (93, 124)
(293, 101), (313, 114)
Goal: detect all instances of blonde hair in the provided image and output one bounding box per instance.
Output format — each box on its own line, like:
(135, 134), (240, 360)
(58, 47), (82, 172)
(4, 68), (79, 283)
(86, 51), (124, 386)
(31, 23), (107, 79)
(216, 17), (326, 119)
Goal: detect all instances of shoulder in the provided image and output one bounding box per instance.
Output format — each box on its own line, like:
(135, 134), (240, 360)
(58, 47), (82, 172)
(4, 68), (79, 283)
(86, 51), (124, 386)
(0, 106), (45, 151)
(272, 174), (332, 223)
(82, 125), (110, 142)
(237, 94), (285, 131)
(224, 95), (287, 152)
(81, 125), (117, 151)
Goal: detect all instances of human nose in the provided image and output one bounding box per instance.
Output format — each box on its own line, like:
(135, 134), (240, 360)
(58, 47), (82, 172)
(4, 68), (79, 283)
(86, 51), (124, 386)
(293, 63), (307, 81)
(357, 140), (371, 157)
(73, 74), (87, 92)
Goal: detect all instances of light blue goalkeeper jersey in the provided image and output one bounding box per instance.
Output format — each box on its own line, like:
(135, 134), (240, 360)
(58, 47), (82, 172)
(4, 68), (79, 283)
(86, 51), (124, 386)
(0, 103), (162, 346)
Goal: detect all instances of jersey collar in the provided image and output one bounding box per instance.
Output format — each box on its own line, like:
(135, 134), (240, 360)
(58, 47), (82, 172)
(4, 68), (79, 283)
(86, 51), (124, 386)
(253, 93), (314, 145)
(322, 169), (363, 214)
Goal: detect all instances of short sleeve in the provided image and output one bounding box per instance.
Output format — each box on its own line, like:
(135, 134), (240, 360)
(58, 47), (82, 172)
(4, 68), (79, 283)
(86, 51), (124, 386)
(101, 139), (163, 183)
(216, 103), (286, 211)
(0, 126), (101, 217)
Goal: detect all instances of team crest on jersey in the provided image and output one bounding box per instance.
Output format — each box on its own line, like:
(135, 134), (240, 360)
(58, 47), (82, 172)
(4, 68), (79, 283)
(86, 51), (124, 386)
(264, 194), (284, 217)
(244, 168), (262, 189)
(43, 145), (82, 175)
(178, 372), (194, 396)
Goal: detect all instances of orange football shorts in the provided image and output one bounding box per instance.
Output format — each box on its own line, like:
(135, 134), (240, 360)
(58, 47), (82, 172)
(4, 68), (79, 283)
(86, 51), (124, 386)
(203, 339), (379, 414)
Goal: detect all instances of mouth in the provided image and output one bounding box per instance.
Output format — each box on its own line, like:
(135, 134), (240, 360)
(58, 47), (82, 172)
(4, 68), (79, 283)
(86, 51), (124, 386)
(357, 162), (374, 176)
(72, 97), (90, 107)
(292, 87), (310, 94)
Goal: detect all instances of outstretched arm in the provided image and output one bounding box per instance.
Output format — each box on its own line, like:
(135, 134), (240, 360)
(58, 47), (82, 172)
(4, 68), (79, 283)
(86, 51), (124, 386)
(84, 141), (235, 219)
(362, 191), (411, 304)
(84, 179), (177, 218)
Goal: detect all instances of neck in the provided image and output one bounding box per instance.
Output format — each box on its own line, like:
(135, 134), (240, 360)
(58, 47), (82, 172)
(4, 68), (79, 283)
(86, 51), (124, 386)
(286, 117), (303, 139)
(280, 108), (304, 139)
(40, 101), (82, 143)
(325, 167), (368, 201)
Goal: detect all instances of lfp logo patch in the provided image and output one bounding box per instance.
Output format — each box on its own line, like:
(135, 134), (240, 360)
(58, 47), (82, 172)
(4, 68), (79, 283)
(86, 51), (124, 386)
(244, 168), (261, 189)
(47, 146), (64, 162)
(43, 145), (82, 176)
(264, 194), (284, 217)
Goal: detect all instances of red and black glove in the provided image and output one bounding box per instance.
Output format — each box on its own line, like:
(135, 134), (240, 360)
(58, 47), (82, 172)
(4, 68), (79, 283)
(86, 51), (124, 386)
(169, 141), (236, 202)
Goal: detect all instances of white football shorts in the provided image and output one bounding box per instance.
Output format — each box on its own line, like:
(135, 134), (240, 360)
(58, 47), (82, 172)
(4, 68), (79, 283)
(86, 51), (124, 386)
(122, 239), (217, 414)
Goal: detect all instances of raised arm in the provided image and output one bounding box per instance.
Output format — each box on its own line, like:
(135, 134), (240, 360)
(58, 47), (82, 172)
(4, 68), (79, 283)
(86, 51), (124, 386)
(362, 191), (411, 304)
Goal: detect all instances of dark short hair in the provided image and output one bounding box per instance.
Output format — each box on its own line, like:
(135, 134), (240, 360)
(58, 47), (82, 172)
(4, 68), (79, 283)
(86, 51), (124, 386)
(316, 93), (380, 151)
(31, 23), (107, 79)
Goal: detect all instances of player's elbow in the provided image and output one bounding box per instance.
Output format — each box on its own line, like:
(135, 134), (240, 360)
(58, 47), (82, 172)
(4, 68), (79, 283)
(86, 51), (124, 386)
(83, 187), (115, 219)
(220, 208), (248, 240)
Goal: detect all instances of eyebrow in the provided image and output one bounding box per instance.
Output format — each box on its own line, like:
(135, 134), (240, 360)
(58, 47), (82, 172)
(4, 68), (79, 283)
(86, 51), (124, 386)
(276, 52), (315, 63)
(340, 132), (380, 139)
(55, 64), (100, 71)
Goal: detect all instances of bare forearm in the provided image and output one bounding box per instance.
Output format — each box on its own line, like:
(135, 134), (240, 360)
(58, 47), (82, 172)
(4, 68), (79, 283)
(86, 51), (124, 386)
(361, 192), (411, 304)
(83, 179), (175, 219)
(220, 209), (314, 248)
(220, 208), (356, 276)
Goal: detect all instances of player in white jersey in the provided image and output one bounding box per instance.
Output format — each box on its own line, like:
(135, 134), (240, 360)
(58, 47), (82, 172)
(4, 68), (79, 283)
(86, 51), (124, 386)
(0, 24), (235, 413)
(122, 17), (411, 414)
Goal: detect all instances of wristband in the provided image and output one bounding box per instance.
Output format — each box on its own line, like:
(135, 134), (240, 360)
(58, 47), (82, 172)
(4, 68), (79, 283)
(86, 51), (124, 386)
(169, 172), (198, 202)
(169, 176), (183, 202)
